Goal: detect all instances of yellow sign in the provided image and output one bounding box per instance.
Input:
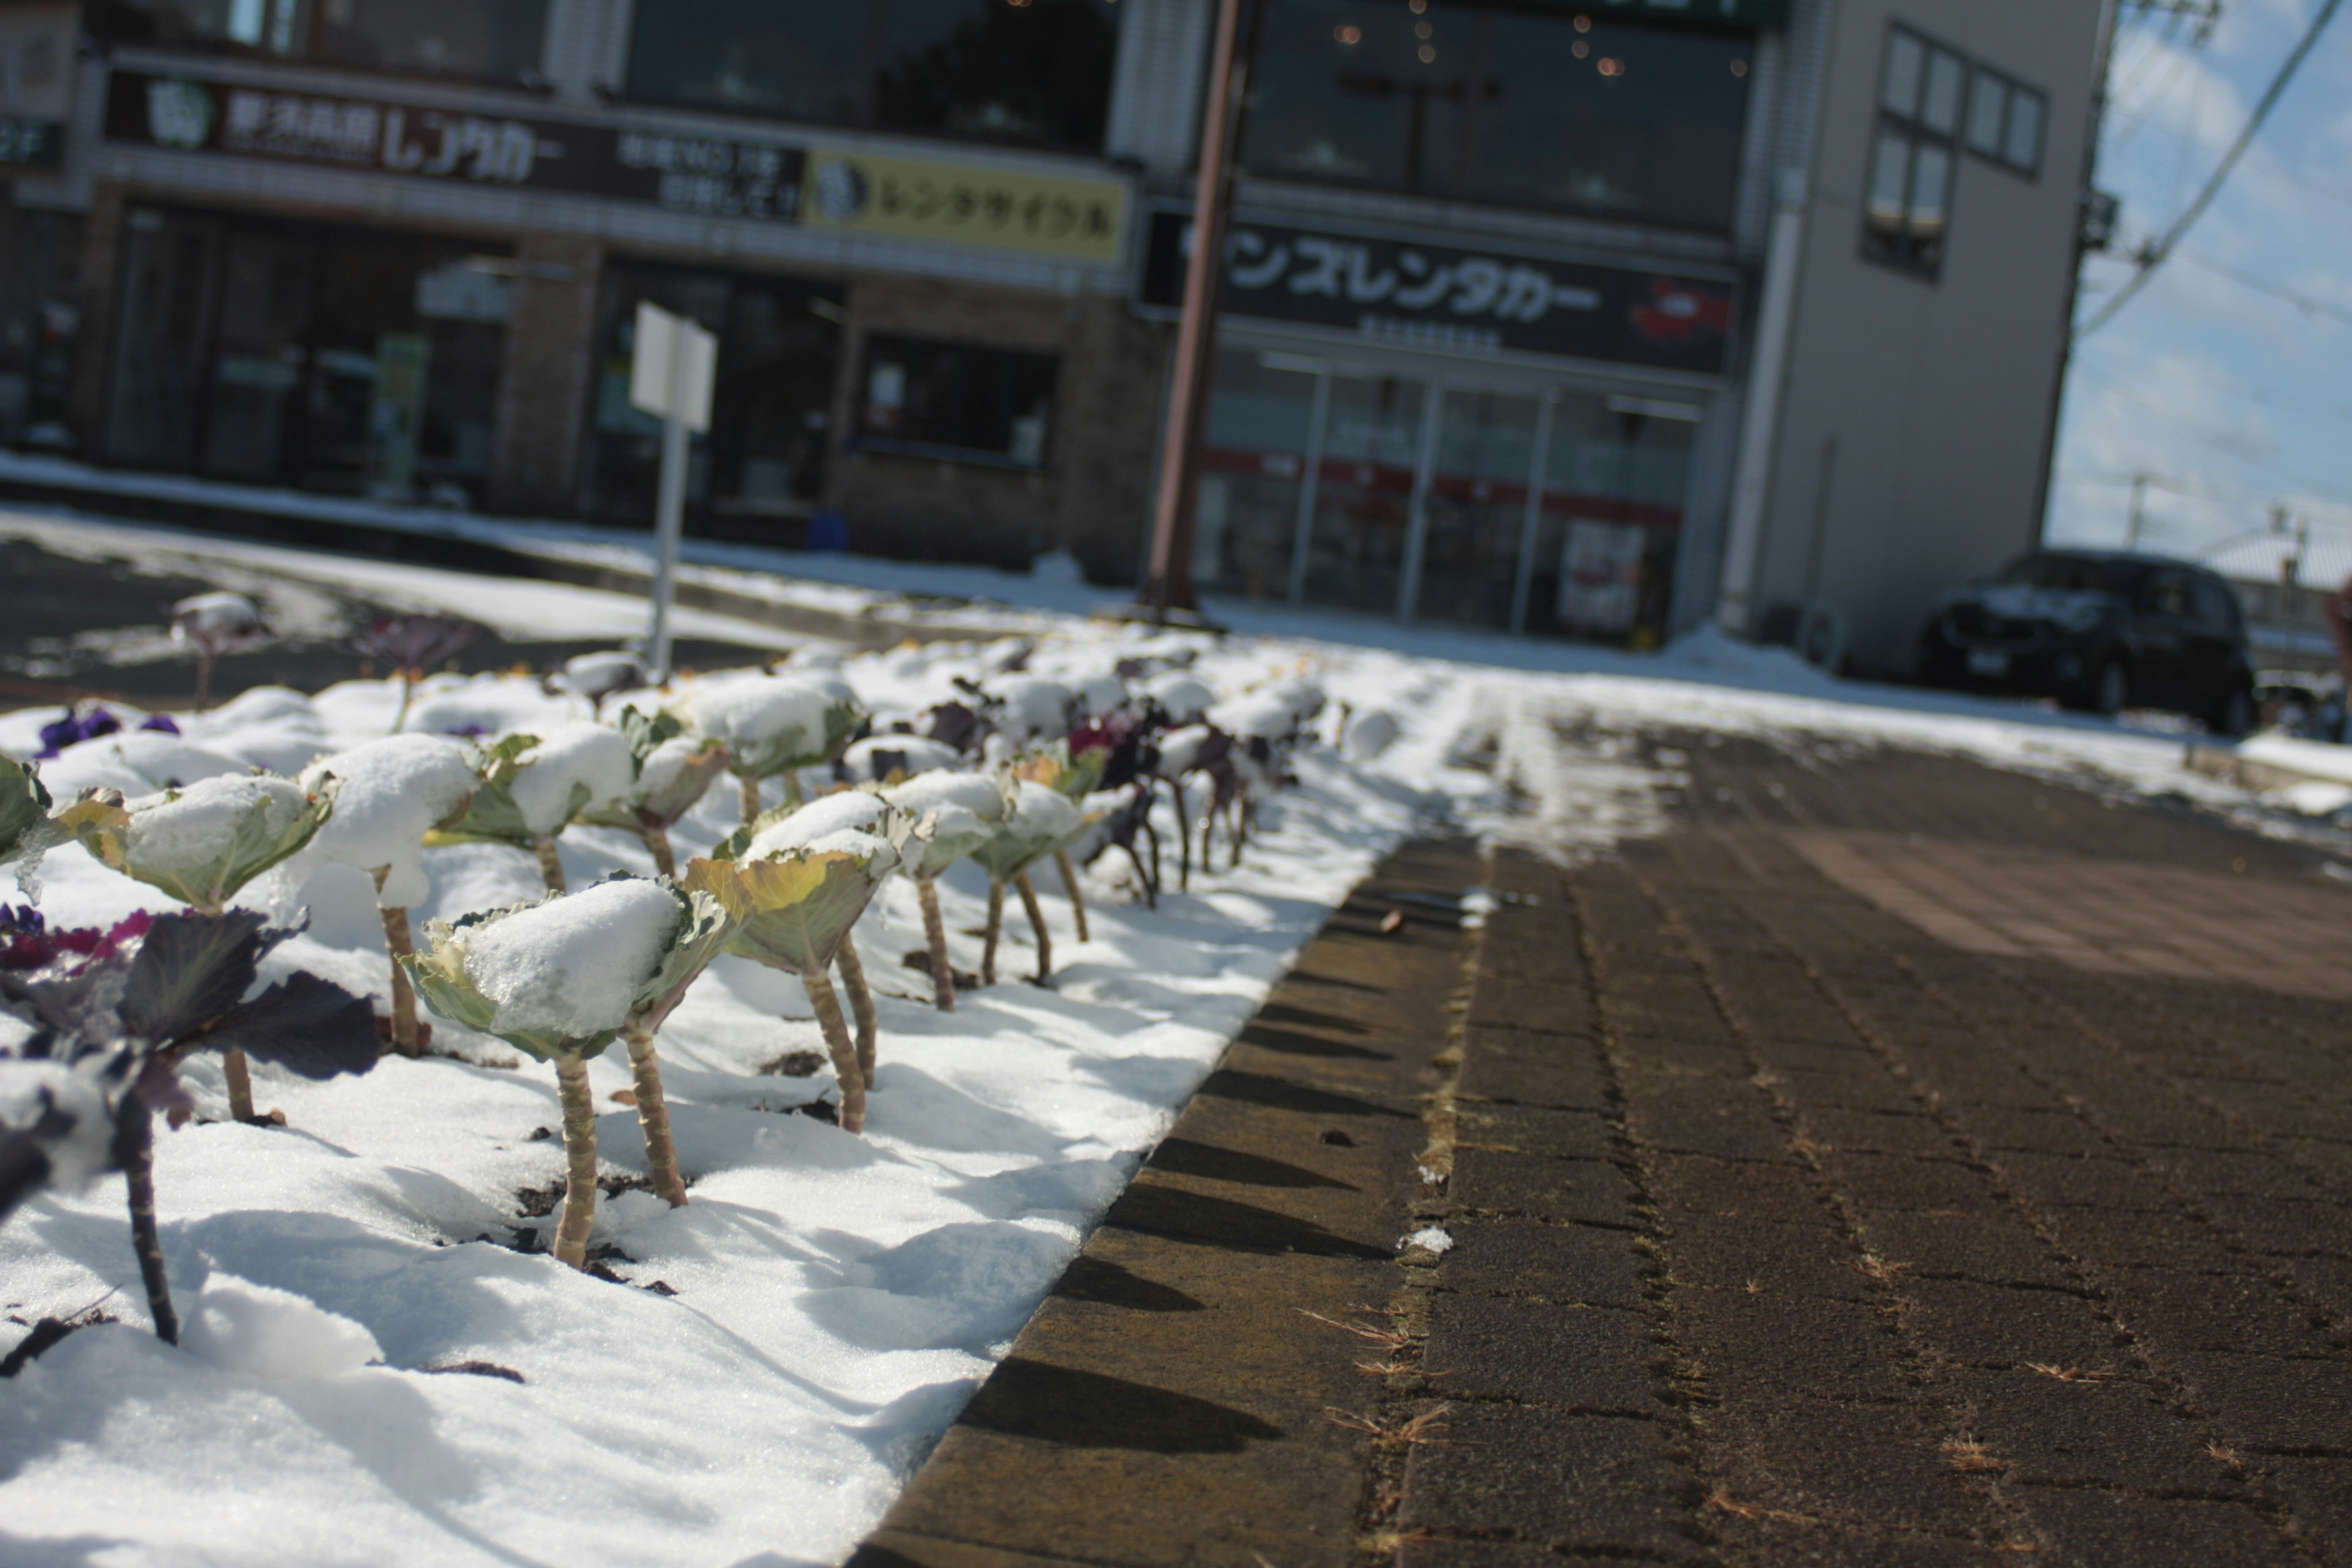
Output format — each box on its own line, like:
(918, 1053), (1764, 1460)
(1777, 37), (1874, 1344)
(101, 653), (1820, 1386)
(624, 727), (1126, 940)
(801, 151), (1126, 264)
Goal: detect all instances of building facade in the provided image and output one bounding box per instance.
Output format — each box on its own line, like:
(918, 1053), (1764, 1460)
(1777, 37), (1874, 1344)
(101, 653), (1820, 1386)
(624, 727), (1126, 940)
(0, 0), (2103, 667)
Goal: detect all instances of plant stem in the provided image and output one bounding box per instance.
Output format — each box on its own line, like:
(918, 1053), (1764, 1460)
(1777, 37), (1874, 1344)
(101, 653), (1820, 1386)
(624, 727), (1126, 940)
(194, 648), (215, 711)
(834, 929), (878, 1088)
(1054, 848), (1090, 942)
(624, 1023), (687, 1208)
(642, 823), (676, 879)
(1016, 870), (1053, 982)
(802, 966), (867, 1134)
(382, 903), (420, 1057)
(1170, 777), (1193, 892)
(781, 771), (805, 810)
(552, 1053), (599, 1269)
(391, 671), (416, 734)
(982, 879), (1005, 987)
(222, 1048), (258, 1123)
(739, 775), (762, 824)
(917, 875), (956, 1012)
(114, 1104), (178, 1344)
(533, 836), (567, 893)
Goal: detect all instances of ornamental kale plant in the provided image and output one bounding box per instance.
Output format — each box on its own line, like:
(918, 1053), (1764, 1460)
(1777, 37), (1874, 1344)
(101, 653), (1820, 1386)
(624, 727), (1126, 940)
(1, 755), (65, 895)
(349, 614), (480, 733)
(426, 723), (635, 893)
(404, 877), (734, 1254)
(680, 674), (867, 824)
(580, 707), (732, 878)
(878, 770), (1010, 1012)
(0, 907), (379, 1343)
(685, 799), (910, 1134)
(968, 779), (1084, 986)
(59, 772), (340, 1123)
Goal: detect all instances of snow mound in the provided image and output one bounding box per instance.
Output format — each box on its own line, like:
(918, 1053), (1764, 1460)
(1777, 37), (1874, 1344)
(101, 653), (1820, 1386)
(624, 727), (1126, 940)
(38, 732), (251, 797)
(684, 674), (854, 769)
(1344, 708), (1401, 760)
(179, 1275), (382, 1380)
(747, 791), (892, 862)
(455, 877), (682, 1038)
(124, 774), (312, 875)
(1145, 672), (1215, 721)
(993, 678), (1073, 743)
(1072, 674), (1128, 719)
(842, 734), (961, 782)
(296, 734), (477, 907)
(507, 722), (635, 837)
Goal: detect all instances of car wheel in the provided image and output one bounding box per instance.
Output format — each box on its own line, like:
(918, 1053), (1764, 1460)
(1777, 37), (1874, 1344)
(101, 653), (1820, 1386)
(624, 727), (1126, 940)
(2211, 683), (2254, 739)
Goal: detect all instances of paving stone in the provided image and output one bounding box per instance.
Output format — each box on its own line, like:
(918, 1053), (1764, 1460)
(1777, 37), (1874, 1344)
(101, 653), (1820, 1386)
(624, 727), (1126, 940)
(1850, 1210), (2075, 1290)
(1446, 1147), (1638, 1227)
(1815, 1152), (1999, 1214)
(2199, 1196), (2352, 1259)
(1937, 1368), (2237, 1492)
(1466, 978), (1595, 1036)
(2150, 1148), (2323, 1200)
(1768, 1068), (1921, 1115)
(1618, 1035), (1754, 1079)
(1981, 1152), (2172, 1211)
(1646, 1151), (1836, 1226)
(2253, 1456), (2352, 1566)
(1452, 1102), (1616, 1162)
(1392, 1401), (1712, 1561)
(1705, 1522), (2027, 1566)
(1454, 1025), (1610, 1112)
(1419, 1292), (1657, 1410)
(1438, 1216), (1653, 1309)
(1700, 1396), (1996, 1535)
(1675, 1289), (1912, 1403)
(2173, 1352), (2352, 1454)
(1798, 1109), (1967, 1160)
(1954, 1108), (2111, 1158)
(2015, 1490), (2293, 1564)
(1624, 1080), (1792, 1163)
(2101, 1268), (2348, 1359)
(1660, 1212), (1876, 1302)
(1896, 1278), (2127, 1370)
(2035, 1205), (2246, 1273)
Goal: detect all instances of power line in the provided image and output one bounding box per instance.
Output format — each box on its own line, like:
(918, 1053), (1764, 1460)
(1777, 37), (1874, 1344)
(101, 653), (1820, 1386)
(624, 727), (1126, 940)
(2078, 0), (2343, 337)
(2068, 368), (2352, 503)
(2174, 247), (2352, 330)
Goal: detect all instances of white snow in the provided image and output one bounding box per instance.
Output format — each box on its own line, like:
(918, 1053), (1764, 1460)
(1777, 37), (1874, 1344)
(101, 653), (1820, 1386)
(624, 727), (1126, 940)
(682, 673), (856, 772)
(121, 774), (314, 876)
(178, 1275), (384, 1380)
(1144, 671), (1215, 720)
(1401, 1226), (1455, 1254)
(843, 733), (962, 782)
(992, 677), (1074, 742)
(32, 731), (252, 797)
(882, 770), (1010, 875)
(448, 878), (683, 1039)
(295, 734), (477, 906)
(504, 722), (637, 838)
(997, 778), (1084, 855)
(745, 791), (898, 867)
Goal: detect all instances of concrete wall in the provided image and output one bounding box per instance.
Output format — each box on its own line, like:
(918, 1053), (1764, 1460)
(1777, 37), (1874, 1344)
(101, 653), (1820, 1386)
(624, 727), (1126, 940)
(1757, 0), (2103, 676)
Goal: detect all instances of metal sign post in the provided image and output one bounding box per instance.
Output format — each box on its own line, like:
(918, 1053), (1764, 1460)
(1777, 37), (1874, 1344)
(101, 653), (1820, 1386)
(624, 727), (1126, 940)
(628, 301), (715, 683)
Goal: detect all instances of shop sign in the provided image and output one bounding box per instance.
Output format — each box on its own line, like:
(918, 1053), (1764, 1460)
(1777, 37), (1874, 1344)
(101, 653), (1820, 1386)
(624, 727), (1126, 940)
(1140, 209), (1737, 375)
(801, 151), (1125, 263)
(0, 116), (61, 167)
(102, 71), (808, 222)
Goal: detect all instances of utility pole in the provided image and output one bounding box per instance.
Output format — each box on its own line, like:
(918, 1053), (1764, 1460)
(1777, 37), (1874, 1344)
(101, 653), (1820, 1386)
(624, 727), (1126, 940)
(1138, 0), (1246, 623)
(2127, 472), (2149, 549)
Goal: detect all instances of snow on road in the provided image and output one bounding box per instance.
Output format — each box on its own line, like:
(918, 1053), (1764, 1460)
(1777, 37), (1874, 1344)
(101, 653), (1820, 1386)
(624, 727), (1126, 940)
(1, 519), (2343, 1568)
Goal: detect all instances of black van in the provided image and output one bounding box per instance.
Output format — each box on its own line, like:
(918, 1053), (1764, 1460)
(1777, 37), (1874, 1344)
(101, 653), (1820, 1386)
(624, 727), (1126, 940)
(1918, 551), (2256, 734)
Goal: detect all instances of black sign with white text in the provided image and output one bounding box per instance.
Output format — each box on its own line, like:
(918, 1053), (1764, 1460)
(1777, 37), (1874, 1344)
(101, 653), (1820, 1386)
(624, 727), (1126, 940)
(1140, 209), (1738, 376)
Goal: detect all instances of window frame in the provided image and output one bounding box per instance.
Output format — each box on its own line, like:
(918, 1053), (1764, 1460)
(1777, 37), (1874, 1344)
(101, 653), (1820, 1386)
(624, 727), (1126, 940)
(1860, 22), (1967, 282)
(849, 333), (1061, 471)
(1961, 62), (2046, 179)
(84, 0), (554, 91)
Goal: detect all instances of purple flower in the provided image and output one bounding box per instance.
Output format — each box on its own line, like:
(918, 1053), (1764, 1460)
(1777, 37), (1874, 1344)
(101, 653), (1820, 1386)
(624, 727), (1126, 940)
(34, 706), (121, 760)
(140, 714), (181, 736)
(0, 907), (152, 973)
(442, 722), (492, 739)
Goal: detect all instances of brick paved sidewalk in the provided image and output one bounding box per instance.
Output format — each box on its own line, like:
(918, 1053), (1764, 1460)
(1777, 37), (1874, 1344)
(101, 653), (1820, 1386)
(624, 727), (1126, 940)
(1407, 736), (2352, 1566)
(856, 736), (2352, 1568)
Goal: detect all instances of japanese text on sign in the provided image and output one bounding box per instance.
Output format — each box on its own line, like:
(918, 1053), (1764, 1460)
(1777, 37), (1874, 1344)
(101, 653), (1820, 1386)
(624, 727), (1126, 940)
(802, 152), (1126, 264)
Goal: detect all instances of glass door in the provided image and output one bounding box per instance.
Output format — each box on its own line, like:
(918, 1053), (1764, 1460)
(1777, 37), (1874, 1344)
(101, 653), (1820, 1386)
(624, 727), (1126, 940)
(1523, 391), (1695, 646)
(1299, 374), (1425, 616)
(1195, 347), (1322, 600)
(1414, 388), (1541, 630)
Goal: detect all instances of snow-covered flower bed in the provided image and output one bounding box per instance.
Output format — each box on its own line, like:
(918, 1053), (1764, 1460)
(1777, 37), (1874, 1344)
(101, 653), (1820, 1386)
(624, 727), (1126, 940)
(0, 626), (1462, 1567)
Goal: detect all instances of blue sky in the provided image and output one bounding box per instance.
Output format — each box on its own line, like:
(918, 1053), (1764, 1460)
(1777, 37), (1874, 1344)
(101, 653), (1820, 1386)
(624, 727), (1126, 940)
(2046, 0), (2352, 566)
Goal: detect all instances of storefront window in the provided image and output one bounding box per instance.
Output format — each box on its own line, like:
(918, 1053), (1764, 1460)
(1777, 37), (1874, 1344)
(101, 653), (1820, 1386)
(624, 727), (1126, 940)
(1242, 0), (1752, 231)
(0, 200), (82, 447)
(627, 0), (1120, 151)
(1197, 349), (1318, 600)
(853, 335), (1057, 467)
(105, 208), (508, 500)
(583, 266), (843, 536)
(1525, 393), (1692, 644)
(86, 0), (549, 86)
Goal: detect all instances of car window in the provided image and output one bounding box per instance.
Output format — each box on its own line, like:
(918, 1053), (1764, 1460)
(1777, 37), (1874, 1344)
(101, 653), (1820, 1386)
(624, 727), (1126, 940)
(2136, 570), (2192, 618)
(1993, 555), (2115, 594)
(2191, 576), (2240, 634)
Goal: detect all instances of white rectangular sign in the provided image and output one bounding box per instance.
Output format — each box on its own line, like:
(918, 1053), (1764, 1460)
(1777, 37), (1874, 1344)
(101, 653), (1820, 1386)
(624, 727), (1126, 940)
(629, 301), (717, 434)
